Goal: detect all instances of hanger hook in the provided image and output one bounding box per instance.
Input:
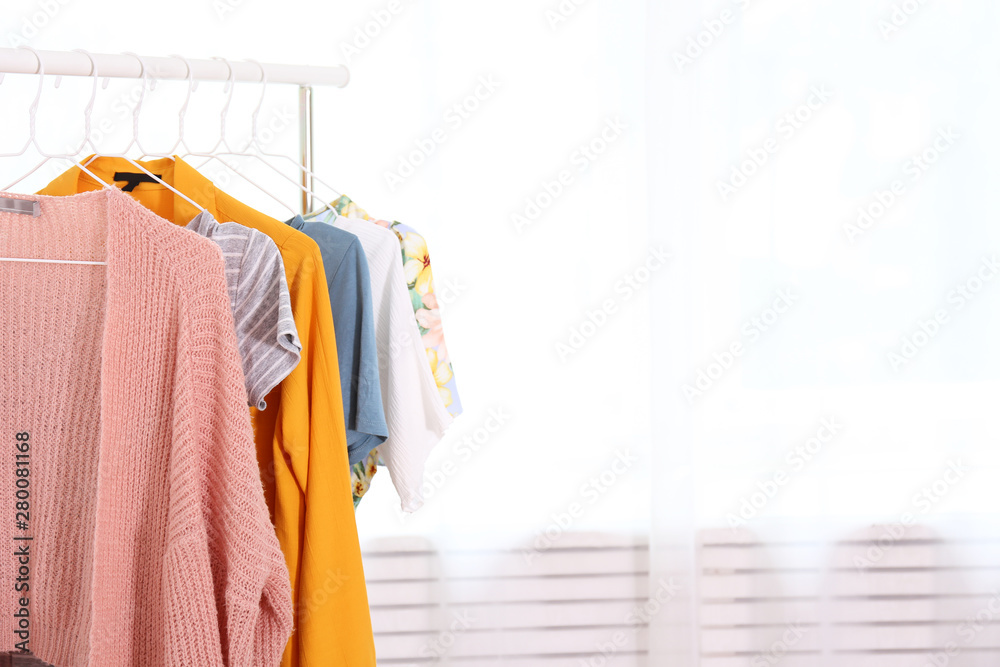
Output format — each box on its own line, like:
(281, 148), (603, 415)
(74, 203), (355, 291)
(70, 49), (100, 156)
(211, 56), (237, 153)
(242, 58), (268, 154)
(169, 54), (197, 155)
(17, 46), (46, 151)
(121, 51), (151, 155)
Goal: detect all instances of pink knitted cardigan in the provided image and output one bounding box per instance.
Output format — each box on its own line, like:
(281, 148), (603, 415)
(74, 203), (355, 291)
(0, 190), (293, 666)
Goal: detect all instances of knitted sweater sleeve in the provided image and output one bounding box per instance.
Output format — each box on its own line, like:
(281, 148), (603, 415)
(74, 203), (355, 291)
(164, 241), (294, 666)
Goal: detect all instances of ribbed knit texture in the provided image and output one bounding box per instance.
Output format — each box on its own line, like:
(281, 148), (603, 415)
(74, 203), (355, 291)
(0, 189), (293, 666)
(39, 157), (377, 667)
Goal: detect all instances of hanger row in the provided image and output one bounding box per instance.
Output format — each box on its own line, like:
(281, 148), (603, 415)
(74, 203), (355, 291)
(0, 46), (347, 266)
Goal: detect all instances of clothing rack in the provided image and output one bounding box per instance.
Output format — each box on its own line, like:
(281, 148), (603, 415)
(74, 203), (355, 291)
(0, 48), (350, 213)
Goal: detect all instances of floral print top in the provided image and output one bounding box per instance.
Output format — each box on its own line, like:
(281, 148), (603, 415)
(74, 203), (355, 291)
(306, 195), (462, 506)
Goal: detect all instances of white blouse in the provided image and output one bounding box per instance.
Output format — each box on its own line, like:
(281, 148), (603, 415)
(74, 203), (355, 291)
(332, 215), (453, 512)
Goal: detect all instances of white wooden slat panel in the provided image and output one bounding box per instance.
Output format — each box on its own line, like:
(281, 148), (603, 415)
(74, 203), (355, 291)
(459, 547), (647, 578)
(701, 655), (957, 667)
(444, 656), (643, 667)
(701, 624), (1000, 653)
(370, 600), (647, 634)
(362, 537), (650, 665)
(702, 658), (815, 667)
(362, 527), (1000, 665)
(369, 607), (438, 634)
(697, 526), (1000, 667)
(444, 574), (648, 604)
(364, 548), (649, 580)
(700, 599), (821, 626)
(379, 654), (646, 665)
(700, 543), (827, 570)
(365, 577), (647, 609)
(363, 531), (648, 553)
(378, 655), (644, 666)
(367, 579), (442, 606)
(368, 573), (647, 607)
(362, 536), (443, 553)
(699, 571), (821, 598)
(465, 601), (643, 628)
(700, 570), (1000, 599)
(702, 597), (1000, 626)
(701, 542), (1000, 571)
(701, 625), (823, 654)
(699, 525), (958, 545)
(829, 623), (1000, 651)
(832, 568), (1000, 596)
(827, 597), (1000, 624)
(373, 627), (648, 660)
(478, 600), (646, 627)
(701, 655), (823, 667)
(361, 553), (441, 581)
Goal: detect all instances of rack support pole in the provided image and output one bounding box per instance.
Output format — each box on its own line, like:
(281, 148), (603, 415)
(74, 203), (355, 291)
(299, 85), (315, 215)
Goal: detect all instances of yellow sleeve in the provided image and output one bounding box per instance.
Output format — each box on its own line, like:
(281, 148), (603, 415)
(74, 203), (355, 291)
(264, 245), (377, 667)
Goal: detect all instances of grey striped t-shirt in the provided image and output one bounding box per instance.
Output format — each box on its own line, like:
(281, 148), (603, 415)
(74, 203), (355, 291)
(187, 212), (302, 410)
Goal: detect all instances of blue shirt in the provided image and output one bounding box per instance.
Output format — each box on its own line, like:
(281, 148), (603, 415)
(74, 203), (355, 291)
(286, 215), (388, 464)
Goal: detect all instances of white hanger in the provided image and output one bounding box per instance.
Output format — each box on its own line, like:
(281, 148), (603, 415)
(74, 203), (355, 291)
(181, 56), (298, 217)
(2, 47), (117, 194)
(0, 46), (109, 266)
(233, 58), (342, 217)
(81, 51), (208, 215)
(137, 54), (191, 161)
